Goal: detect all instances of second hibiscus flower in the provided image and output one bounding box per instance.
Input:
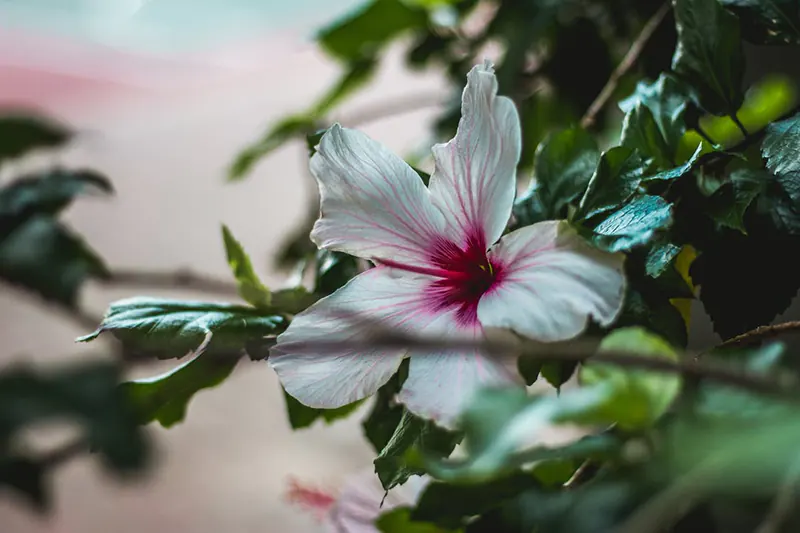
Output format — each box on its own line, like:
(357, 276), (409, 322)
(270, 60), (626, 429)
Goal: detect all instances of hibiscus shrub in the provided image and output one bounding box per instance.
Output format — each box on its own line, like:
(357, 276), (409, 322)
(8, 0), (800, 531)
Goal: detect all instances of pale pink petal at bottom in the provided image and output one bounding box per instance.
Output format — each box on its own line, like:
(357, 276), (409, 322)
(270, 268), (443, 409)
(325, 469), (430, 533)
(478, 221), (626, 343)
(397, 313), (520, 430)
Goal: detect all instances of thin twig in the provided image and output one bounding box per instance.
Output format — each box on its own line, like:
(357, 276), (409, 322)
(580, 2), (671, 129)
(718, 321), (800, 349)
(104, 268), (238, 296)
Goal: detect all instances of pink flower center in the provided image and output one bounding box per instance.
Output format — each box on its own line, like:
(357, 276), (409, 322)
(378, 232), (503, 325)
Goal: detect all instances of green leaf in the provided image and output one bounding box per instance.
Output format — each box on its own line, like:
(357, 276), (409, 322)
(690, 230), (800, 339)
(706, 169), (766, 232)
(427, 387), (613, 483)
(77, 297), (286, 359)
(377, 507), (456, 533)
(517, 355), (542, 386)
(221, 224), (271, 309)
(762, 110), (800, 205)
(514, 127), (600, 225)
(0, 215), (108, 307)
(411, 472), (541, 530)
(672, 0), (745, 116)
(121, 352), (239, 428)
(619, 74), (693, 164)
(0, 457), (47, 512)
(645, 241), (683, 278)
(540, 361), (579, 390)
(282, 389), (363, 430)
(621, 104), (676, 170)
(579, 327), (681, 430)
(590, 195), (673, 252)
(0, 361), (151, 474)
(0, 168), (112, 232)
(318, 0), (427, 61)
(374, 409), (460, 490)
(0, 113), (71, 164)
(363, 361), (408, 453)
(316, 249), (360, 295)
(577, 147), (647, 221)
(721, 0), (800, 44)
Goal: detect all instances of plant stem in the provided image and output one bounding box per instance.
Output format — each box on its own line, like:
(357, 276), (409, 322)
(580, 2), (671, 129)
(718, 321), (800, 349)
(731, 112), (749, 138)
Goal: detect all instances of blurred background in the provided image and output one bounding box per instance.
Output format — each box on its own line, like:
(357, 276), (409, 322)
(3, 1), (800, 532)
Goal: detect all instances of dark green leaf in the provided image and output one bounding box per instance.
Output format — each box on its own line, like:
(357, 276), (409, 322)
(283, 389), (363, 430)
(577, 147), (646, 221)
(621, 104), (675, 170)
(514, 128), (600, 225)
(645, 241), (683, 278)
(318, 0), (427, 61)
(619, 74), (693, 166)
(316, 250), (360, 295)
(0, 457), (47, 511)
(363, 360), (408, 453)
(590, 195), (673, 252)
(375, 409), (460, 490)
(721, 0), (800, 44)
(77, 298), (286, 359)
(121, 352), (239, 428)
(0, 168), (112, 233)
(672, 0), (745, 116)
(377, 507), (455, 533)
(0, 361), (150, 474)
(0, 215), (108, 307)
(517, 356), (542, 386)
(690, 230), (800, 339)
(540, 361), (579, 390)
(706, 168), (766, 232)
(0, 113), (71, 164)
(762, 110), (800, 204)
(221, 224), (271, 308)
(412, 472), (541, 529)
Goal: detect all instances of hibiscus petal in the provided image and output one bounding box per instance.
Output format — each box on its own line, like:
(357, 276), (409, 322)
(270, 267), (443, 409)
(397, 312), (520, 430)
(325, 469), (430, 533)
(479, 221), (626, 342)
(428, 60), (521, 249)
(310, 124), (447, 264)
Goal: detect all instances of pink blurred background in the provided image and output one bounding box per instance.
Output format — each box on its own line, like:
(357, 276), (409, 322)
(0, 4), (450, 532)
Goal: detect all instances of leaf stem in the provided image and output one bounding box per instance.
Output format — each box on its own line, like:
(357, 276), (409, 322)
(717, 321), (800, 349)
(731, 112), (749, 138)
(580, 2), (671, 129)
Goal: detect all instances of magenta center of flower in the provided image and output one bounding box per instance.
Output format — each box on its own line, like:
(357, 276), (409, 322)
(378, 232), (503, 326)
